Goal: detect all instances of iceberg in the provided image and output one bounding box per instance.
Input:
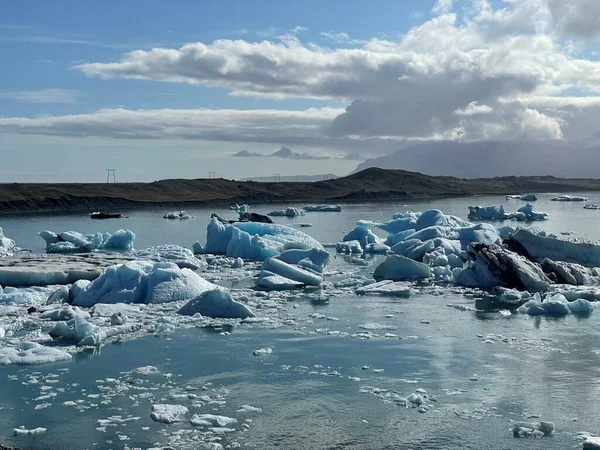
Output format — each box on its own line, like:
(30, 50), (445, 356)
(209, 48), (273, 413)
(0, 227), (16, 257)
(457, 243), (551, 292)
(198, 217), (322, 261)
(268, 207), (305, 217)
(517, 293), (593, 316)
(373, 255), (431, 281)
(338, 221), (381, 252)
(467, 204), (547, 221)
(256, 247), (329, 289)
(163, 211), (195, 219)
(150, 404), (189, 424)
(506, 229), (600, 267)
(38, 229), (135, 253)
(260, 257), (322, 287)
(72, 260), (216, 307)
(506, 194), (537, 201)
(178, 289), (254, 319)
(303, 204), (342, 212)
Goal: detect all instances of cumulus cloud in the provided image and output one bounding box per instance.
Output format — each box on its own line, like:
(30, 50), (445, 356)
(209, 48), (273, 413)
(0, 89), (82, 104)
(546, 0), (600, 40)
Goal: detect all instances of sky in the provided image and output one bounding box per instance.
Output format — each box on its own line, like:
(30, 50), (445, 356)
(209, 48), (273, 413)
(1, 0), (600, 182)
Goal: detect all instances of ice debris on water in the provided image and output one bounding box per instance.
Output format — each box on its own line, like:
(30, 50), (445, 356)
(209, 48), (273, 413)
(517, 292), (593, 316)
(373, 255), (431, 281)
(190, 414), (238, 428)
(0, 341), (72, 366)
(551, 195), (587, 202)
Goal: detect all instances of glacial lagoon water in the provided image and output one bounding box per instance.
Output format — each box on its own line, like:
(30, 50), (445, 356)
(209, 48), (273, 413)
(2, 193), (600, 449)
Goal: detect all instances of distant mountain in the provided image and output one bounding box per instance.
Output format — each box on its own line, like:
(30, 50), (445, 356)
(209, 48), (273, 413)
(352, 140), (600, 178)
(241, 173), (338, 182)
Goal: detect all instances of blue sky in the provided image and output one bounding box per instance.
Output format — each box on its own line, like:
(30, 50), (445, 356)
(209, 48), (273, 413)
(1, 0), (600, 181)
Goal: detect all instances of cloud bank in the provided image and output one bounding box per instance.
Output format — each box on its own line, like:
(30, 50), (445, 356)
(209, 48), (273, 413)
(3, 0), (600, 159)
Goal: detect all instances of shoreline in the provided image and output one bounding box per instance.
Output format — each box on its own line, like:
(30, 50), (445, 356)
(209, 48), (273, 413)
(0, 167), (599, 215)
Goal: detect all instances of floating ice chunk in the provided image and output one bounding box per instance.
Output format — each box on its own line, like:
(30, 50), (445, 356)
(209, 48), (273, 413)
(458, 243), (550, 292)
(551, 195), (587, 201)
(231, 257), (244, 268)
(584, 436), (600, 449)
(506, 229), (600, 268)
(163, 211), (195, 219)
(336, 241), (363, 254)
(569, 298), (594, 314)
(364, 243), (390, 254)
(468, 205), (510, 221)
(230, 204), (249, 212)
(0, 227), (17, 257)
(520, 194), (538, 201)
(303, 204), (342, 212)
(13, 426), (47, 436)
(355, 280), (412, 297)
(72, 261), (216, 306)
(200, 218), (322, 260)
(178, 289), (254, 319)
(252, 348), (272, 356)
(256, 272), (304, 290)
(512, 420), (555, 438)
(150, 404), (189, 423)
(39, 229), (135, 253)
(0, 286), (58, 307)
(268, 207), (305, 217)
(373, 256), (431, 281)
(41, 305), (90, 321)
(515, 203), (547, 221)
(341, 221), (381, 249)
(275, 248), (329, 273)
(110, 312), (127, 325)
(236, 405), (262, 413)
(0, 342), (71, 366)
(134, 245), (202, 270)
(260, 257), (323, 287)
(190, 414), (238, 427)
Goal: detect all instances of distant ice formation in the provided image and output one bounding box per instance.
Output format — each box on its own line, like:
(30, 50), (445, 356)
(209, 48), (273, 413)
(506, 194), (537, 201)
(550, 194), (587, 201)
(163, 211), (195, 219)
(230, 204), (249, 212)
(303, 204), (342, 212)
(38, 229), (135, 253)
(268, 207), (305, 217)
(468, 203), (547, 221)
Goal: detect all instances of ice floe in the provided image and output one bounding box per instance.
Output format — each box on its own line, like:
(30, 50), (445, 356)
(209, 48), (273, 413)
(373, 255), (431, 281)
(38, 229), (135, 253)
(150, 404), (189, 423)
(268, 207), (305, 217)
(303, 204), (342, 212)
(512, 420), (555, 438)
(551, 195), (587, 201)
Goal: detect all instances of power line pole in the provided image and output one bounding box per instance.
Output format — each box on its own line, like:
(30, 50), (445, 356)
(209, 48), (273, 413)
(274, 173), (281, 182)
(208, 171), (216, 179)
(106, 169), (116, 183)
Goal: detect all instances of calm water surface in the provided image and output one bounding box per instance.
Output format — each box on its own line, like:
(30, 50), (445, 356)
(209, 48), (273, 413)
(1, 193), (600, 449)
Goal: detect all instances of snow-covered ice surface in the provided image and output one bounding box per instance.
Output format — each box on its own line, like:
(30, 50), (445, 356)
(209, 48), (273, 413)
(2, 194), (600, 449)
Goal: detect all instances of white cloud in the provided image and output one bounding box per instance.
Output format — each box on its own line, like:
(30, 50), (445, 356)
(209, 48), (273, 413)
(546, 0), (600, 40)
(0, 89), (82, 104)
(432, 0), (453, 15)
(455, 102), (493, 116)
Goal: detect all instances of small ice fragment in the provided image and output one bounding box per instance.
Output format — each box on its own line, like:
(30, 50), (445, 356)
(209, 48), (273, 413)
(252, 348), (272, 356)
